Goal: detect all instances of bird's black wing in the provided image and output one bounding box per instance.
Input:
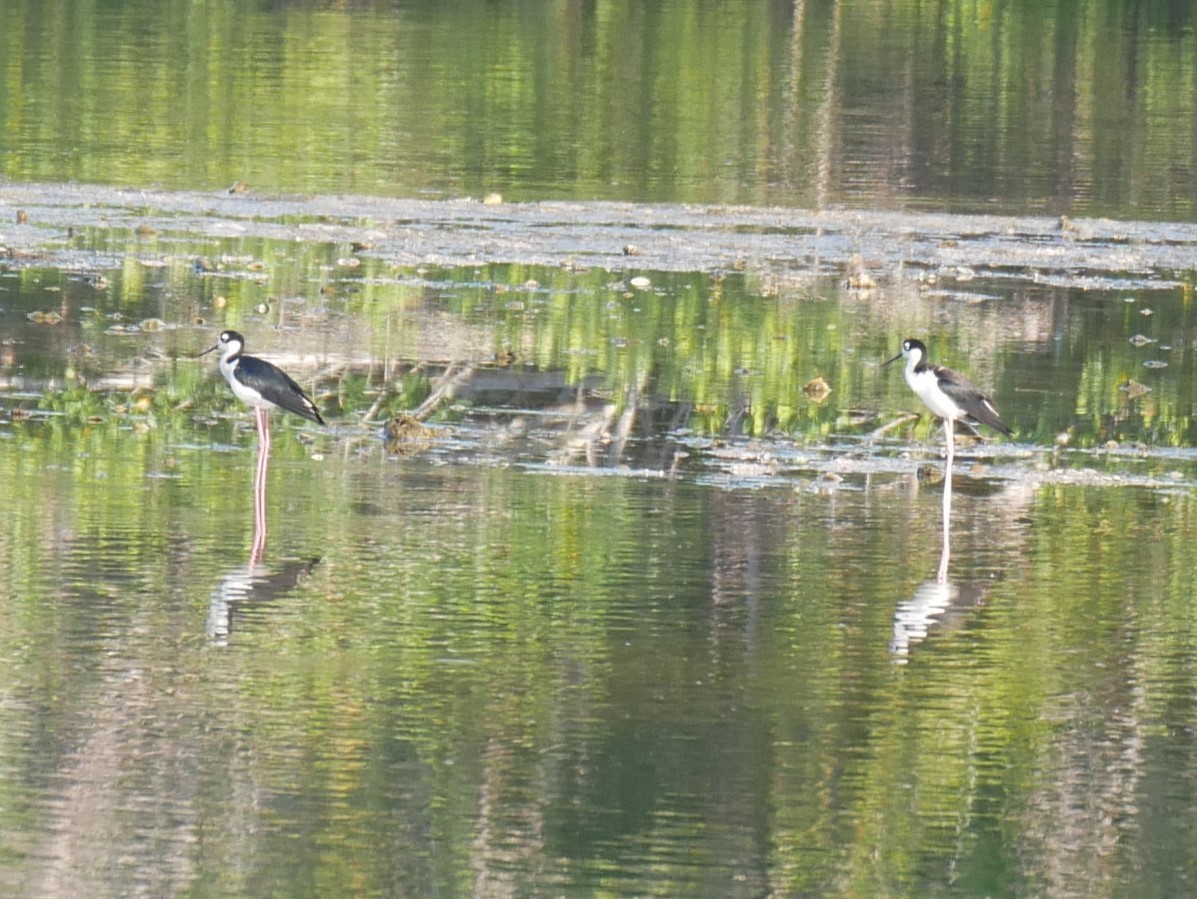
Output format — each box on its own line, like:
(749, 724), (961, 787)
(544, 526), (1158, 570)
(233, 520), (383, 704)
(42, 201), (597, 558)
(932, 363), (1011, 436)
(237, 356), (325, 424)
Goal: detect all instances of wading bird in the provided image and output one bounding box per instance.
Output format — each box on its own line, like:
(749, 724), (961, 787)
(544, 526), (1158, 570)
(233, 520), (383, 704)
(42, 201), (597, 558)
(884, 337), (1010, 583)
(202, 329), (324, 562)
(202, 329), (324, 452)
(884, 338), (1010, 443)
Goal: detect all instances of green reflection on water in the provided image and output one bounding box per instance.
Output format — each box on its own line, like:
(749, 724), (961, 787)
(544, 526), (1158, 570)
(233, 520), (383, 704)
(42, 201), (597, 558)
(3, 1), (1197, 893)
(3, 0), (1197, 217)
(11, 239), (1197, 454)
(3, 419), (1197, 895)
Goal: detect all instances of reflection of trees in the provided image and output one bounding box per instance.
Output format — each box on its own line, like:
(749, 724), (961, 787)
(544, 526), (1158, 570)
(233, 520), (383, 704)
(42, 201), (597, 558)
(6, 404), (1197, 894)
(1018, 685), (1146, 897)
(10, 237), (1197, 450)
(7, 0), (1197, 212)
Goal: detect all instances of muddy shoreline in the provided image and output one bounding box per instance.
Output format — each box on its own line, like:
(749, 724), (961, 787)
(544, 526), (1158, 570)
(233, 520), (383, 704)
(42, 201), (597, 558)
(3, 182), (1196, 289)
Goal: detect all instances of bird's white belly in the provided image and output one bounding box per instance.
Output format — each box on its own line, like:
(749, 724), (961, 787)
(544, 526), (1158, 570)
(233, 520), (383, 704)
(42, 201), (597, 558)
(221, 360), (278, 411)
(231, 380), (277, 410)
(907, 371), (963, 420)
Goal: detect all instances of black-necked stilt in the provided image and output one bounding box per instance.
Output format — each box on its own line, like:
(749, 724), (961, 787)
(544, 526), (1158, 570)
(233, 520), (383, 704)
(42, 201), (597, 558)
(884, 338), (1011, 438)
(885, 338), (1010, 584)
(202, 330), (324, 451)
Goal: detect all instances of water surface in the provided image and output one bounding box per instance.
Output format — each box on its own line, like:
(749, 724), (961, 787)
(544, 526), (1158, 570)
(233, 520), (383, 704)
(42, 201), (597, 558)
(3, 194), (1197, 895)
(3, 417), (1197, 896)
(3, 0), (1197, 218)
(4, 0), (1197, 894)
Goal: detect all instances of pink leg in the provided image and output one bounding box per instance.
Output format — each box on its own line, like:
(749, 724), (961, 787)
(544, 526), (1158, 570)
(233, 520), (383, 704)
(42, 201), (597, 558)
(251, 438), (269, 566)
(937, 418), (953, 584)
(250, 408), (270, 567)
(254, 406), (271, 457)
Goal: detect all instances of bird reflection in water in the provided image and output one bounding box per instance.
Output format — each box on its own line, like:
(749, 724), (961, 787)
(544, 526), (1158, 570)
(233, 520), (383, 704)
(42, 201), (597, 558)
(206, 434), (320, 642)
(891, 468), (993, 661)
(201, 330), (324, 641)
(891, 460), (955, 660)
(883, 338), (1010, 661)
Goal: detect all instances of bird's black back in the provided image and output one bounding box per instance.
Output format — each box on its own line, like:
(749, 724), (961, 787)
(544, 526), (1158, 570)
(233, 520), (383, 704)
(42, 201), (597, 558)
(931, 362), (1011, 436)
(237, 355), (325, 424)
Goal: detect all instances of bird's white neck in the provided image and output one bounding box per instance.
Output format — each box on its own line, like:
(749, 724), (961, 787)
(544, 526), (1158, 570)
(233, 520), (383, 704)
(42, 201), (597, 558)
(903, 352), (925, 386)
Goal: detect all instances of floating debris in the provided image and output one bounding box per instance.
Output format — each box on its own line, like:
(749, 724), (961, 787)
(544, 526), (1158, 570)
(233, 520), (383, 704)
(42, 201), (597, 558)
(26, 311), (63, 325)
(629, 276), (652, 290)
(1143, 360), (1168, 369)
(845, 254), (877, 290)
(138, 318), (167, 333)
(1122, 379), (1152, 398)
(382, 415), (438, 454)
(1128, 334), (1155, 347)
(15, 209), (28, 225)
(383, 415), (433, 440)
(482, 192), (503, 206)
(803, 376), (832, 403)
(622, 244), (642, 256)
(228, 181), (250, 195)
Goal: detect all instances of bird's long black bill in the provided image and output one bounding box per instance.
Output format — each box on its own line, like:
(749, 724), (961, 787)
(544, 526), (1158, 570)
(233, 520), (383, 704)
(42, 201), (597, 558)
(882, 351), (903, 367)
(199, 343), (220, 358)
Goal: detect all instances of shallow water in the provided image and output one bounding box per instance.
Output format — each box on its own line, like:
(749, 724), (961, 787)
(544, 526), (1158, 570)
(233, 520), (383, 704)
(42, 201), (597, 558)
(4, 0), (1197, 219)
(3, 423), (1197, 896)
(1, 193), (1197, 895)
(4, 0), (1197, 893)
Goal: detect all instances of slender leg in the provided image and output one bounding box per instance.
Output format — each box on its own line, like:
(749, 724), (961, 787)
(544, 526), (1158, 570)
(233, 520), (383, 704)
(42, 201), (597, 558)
(938, 417), (953, 584)
(254, 406), (271, 457)
(250, 408), (270, 568)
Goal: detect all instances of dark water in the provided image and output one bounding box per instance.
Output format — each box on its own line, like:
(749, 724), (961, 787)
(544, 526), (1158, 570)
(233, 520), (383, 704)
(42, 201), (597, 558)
(4, 219), (1197, 894)
(3, 0), (1197, 218)
(4, 415), (1197, 896)
(3, 0), (1197, 896)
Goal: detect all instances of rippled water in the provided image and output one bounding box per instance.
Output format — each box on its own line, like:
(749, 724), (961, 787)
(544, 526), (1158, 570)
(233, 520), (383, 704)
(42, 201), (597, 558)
(4, 416), (1197, 895)
(4, 0), (1197, 893)
(2, 198), (1197, 894)
(4, 0), (1197, 217)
